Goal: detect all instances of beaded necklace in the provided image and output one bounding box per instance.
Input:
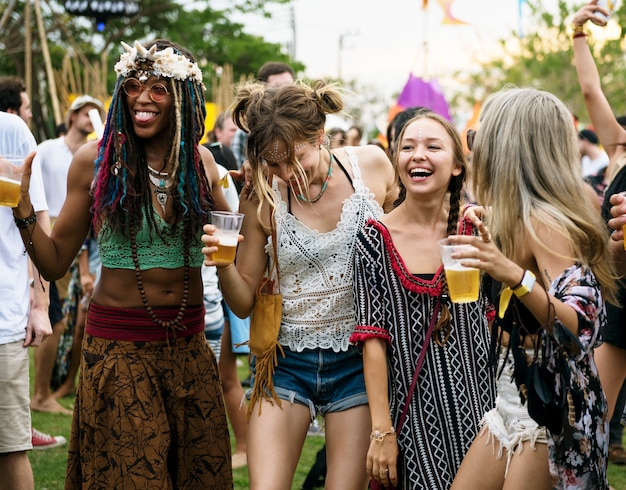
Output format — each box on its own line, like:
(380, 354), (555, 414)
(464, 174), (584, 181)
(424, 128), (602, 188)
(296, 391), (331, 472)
(295, 150), (334, 204)
(129, 221), (189, 331)
(147, 165), (172, 213)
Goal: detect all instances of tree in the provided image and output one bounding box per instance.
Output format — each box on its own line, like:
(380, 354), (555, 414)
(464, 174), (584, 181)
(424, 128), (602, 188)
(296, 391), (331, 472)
(450, 0), (626, 123)
(0, 0), (303, 141)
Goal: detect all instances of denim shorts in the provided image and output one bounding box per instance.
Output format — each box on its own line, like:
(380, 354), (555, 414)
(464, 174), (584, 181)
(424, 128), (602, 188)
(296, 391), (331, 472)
(249, 345), (368, 419)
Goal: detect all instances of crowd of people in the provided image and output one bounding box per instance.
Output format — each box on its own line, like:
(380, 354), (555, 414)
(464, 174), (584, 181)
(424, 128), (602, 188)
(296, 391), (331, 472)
(4, 1), (626, 488)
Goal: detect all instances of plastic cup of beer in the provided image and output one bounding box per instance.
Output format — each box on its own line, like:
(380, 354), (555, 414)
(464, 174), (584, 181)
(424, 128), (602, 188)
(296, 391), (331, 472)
(210, 211), (244, 266)
(438, 238), (480, 303)
(0, 155), (25, 207)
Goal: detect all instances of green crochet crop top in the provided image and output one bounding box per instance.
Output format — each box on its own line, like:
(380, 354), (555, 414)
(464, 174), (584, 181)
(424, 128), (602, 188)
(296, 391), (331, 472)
(97, 212), (204, 270)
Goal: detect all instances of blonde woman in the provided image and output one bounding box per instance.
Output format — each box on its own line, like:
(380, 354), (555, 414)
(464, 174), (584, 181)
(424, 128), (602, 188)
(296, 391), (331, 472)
(451, 87), (616, 489)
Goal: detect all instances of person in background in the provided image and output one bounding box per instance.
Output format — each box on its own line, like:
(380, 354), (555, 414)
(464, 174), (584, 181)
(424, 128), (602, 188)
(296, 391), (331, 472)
(0, 112), (54, 489)
(579, 128), (609, 177)
(0, 77), (33, 125)
(571, 2), (626, 448)
(231, 61), (296, 168)
(51, 230), (99, 399)
(203, 79), (397, 489)
(0, 76), (66, 450)
(451, 86), (616, 489)
(11, 39), (233, 488)
(54, 123), (67, 138)
(30, 94), (105, 416)
(385, 107), (428, 160)
(212, 110), (239, 150)
(202, 161), (250, 470)
(346, 125), (363, 146)
(351, 111), (495, 489)
(328, 127), (346, 149)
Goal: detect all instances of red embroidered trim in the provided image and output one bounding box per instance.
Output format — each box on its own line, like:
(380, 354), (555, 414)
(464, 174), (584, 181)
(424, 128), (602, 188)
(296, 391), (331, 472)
(349, 327), (391, 347)
(366, 218), (445, 296)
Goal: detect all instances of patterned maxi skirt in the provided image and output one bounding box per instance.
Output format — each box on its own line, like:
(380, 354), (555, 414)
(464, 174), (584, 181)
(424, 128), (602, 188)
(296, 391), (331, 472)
(65, 303), (233, 489)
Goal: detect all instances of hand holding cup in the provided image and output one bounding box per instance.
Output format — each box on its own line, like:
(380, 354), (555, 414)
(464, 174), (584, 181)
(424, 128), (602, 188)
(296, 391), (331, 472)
(204, 211), (244, 267)
(438, 238), (480, 303)
(0, 154), (27, 207)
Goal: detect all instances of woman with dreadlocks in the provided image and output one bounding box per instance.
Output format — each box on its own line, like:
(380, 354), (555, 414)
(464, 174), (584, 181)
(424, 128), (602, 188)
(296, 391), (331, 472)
(349, 111), (496, 489)
(11, 39), (233, 488)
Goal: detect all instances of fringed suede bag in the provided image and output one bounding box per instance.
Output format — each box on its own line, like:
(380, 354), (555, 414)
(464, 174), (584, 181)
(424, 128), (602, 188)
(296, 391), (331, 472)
(247, 212), (284, 418)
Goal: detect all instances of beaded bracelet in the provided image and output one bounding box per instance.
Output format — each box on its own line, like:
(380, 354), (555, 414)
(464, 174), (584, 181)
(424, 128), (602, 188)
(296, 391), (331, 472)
(14, 209), (37, 229)
(370, 428), (396, 442)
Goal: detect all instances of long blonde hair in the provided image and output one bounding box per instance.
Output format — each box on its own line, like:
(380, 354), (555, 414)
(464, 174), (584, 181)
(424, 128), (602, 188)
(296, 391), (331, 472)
(472, 86), (617, 304)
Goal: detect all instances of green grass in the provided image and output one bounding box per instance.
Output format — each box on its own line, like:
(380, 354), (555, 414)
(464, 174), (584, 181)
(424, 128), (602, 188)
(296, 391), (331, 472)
(27, 350), (626, 490)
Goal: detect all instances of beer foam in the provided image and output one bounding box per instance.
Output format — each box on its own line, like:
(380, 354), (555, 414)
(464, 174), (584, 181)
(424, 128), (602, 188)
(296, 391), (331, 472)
(217, 233), (238, 247)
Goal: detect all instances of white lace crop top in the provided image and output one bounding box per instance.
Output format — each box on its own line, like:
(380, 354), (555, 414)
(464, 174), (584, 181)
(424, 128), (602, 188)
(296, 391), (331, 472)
(268, 147), (383, 352)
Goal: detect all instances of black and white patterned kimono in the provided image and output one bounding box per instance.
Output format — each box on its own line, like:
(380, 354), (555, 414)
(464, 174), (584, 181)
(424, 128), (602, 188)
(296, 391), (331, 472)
(351, 218), (496, 489)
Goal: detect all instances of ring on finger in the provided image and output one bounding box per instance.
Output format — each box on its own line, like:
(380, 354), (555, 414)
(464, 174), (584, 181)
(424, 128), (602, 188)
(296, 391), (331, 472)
(482, 232), (492, 243)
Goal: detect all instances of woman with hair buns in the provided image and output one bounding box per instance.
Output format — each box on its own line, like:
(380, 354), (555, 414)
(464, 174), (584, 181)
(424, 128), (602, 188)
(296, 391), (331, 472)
(11, 39), (233, 488)
(202, 80), (397, 489)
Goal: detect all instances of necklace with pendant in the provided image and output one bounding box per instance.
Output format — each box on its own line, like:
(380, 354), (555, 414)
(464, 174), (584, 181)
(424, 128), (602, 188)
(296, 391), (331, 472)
(147, 165), (172, 213)
(296, 150), (334, 203)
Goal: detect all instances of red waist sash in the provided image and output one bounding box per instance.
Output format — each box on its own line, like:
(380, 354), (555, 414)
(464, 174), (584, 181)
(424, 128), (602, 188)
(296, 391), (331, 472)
(86, 302), (205, 341)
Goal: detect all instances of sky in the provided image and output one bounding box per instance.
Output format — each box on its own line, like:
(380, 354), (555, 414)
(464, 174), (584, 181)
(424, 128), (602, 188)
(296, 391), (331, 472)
(223, 0), (583, 131)
(233, 1), (523, 97)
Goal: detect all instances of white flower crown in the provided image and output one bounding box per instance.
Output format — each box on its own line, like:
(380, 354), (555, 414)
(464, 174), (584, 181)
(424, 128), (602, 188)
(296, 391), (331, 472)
(114, 41), (204, 86)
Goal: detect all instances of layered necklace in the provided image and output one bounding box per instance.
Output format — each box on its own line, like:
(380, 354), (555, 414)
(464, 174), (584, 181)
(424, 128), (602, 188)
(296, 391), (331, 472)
(296, 149), (334, 204)
(147, 164), (172, 213)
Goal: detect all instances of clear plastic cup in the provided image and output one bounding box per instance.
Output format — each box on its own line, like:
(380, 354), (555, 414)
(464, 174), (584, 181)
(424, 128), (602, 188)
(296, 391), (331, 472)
(210, 211), (244, 266)
(0, 155), (25, 207)
(438, 238), (480, 303)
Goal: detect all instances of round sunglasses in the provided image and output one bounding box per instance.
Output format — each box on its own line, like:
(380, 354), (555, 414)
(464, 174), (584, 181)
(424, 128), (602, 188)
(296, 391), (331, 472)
(122, 78), (170, 103)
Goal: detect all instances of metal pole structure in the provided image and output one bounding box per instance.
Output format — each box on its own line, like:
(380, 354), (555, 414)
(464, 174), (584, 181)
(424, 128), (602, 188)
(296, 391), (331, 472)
(34, 0), (62, 124)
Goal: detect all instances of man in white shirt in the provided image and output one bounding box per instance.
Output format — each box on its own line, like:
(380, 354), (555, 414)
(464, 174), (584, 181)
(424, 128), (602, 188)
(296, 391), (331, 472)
(0, 112), (53, 489)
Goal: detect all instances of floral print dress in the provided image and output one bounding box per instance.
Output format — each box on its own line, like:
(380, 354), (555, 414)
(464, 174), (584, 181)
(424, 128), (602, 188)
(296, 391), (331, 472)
(541, 264), (608, 489)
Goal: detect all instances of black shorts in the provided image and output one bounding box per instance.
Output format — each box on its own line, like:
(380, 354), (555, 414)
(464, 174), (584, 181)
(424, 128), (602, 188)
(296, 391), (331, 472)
(602, 285), (626, 350)
(48, 281), (64, 325)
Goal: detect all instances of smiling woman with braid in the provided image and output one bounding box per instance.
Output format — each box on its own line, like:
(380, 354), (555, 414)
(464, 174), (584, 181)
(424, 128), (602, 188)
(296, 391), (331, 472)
(11, 39), (233, 488)
(350, 111), (496, 489)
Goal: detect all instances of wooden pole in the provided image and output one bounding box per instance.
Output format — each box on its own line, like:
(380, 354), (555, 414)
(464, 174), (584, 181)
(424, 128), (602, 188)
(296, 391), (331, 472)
(34, 0), (61, 124)
(24, 0), (32, 116)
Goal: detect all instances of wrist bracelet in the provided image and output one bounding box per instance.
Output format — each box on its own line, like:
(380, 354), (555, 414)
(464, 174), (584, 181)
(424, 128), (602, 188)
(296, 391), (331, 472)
(14, 209), (37, 229)
(572, 24), (587, 38)
(370, 427), (396, 442)
(513, 270), (536, 298)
